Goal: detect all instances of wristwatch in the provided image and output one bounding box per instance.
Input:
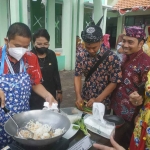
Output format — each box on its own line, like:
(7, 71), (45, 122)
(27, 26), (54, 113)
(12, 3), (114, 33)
(57, 90), (62, 94)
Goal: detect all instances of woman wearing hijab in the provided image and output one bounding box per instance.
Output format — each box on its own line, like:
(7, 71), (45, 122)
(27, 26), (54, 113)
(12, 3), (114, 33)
(30, 29), (62, 110)
(103, 34), (110, 49)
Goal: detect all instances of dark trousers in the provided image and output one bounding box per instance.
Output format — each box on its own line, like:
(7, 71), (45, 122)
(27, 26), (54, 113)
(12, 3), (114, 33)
(113, 111), (135, 150)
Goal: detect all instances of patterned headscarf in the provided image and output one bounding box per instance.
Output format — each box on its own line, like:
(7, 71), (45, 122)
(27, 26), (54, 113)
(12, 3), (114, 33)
(103, 34), (110, 49)
(81, 16), (103, 43)
(125, 26), (146, 39)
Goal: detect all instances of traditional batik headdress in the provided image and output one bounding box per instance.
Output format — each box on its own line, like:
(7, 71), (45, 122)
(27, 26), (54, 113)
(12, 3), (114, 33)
(125, 26), (146, 39)
(81, 16), (103, 43)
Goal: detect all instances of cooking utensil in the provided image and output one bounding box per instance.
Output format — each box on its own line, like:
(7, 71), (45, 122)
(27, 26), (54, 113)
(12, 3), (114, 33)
(103, 115), (125, 128)
(58, 99), (61, 113)
(2, 106), (34, 138)
(4, 110), (70, 146)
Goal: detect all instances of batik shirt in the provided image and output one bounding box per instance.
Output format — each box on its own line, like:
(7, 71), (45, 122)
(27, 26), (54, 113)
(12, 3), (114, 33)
(75, 44), (122, 109)
(0, 48), (42, 85)
(111, 50), (150, 121)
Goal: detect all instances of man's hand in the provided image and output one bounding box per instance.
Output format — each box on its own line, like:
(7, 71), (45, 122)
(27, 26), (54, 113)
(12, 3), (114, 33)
(32, 84), (57, 107)
(129, 91), (143, 106)
(75, 98), (84, 110)
(86, 98), (97, 107)
(0, 89), (5, 108)
(45, 93), (57, 106)
(93, 136), (125, 150)
(134, 115), (139, 124)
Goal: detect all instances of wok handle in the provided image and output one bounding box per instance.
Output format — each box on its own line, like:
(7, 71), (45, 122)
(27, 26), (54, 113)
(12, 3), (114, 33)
(2, 106), (10, 114)
(0, 102), (10, 113)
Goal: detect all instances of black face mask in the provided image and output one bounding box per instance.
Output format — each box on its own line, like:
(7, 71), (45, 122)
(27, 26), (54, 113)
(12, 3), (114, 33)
(35, 47), (47, 54)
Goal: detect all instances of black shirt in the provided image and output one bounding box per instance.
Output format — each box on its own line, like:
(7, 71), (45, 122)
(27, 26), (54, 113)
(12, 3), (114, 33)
(29, 48), (61, 109)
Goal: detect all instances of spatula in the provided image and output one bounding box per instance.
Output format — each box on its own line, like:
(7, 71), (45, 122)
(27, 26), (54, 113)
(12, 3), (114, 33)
(2, 106), (34, 139)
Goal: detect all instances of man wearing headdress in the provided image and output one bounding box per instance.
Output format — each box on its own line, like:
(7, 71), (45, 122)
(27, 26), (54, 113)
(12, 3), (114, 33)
(74, 16), (122, 114)
(111, 26), (150, 149)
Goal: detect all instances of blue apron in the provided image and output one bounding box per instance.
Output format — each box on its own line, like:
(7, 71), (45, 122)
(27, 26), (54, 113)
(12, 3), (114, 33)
(0, 45), (31, 148)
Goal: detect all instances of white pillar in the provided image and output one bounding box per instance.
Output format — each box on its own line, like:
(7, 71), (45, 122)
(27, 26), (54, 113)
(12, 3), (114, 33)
(116, 16), (123, 40)
(46, 0), (55, 50)
(10, 0), (20, 24)
(102, 8), (107, 34)
(77, 0), (84, 37)
(62, 0), (72, 70)
(20, 0), (28, 24)
(71, 0), (78, 70)
(93, 0), (103, 24)
(0, 0), (8, 46)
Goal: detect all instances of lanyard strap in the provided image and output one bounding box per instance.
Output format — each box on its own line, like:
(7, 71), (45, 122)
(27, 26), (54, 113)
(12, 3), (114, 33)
(5, 55), (15, 74)
(0, 45), (26, 75)
(20, 58), (26, 73)
(0, 45), (7, 75)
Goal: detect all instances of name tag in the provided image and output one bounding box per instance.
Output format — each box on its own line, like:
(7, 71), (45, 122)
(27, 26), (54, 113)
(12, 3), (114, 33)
(68, 136), (92, 150)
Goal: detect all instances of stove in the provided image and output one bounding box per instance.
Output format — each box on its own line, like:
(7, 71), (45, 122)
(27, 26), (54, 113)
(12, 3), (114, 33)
(4, 138), (69, 150)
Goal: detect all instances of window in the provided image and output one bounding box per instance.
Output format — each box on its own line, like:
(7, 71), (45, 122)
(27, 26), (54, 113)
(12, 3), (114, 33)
(145, 16), (150, 25)
(30, 0), (45, 34)
(55, 3), (62, 48)
(125, 17), (134, 26)
(125, 15), (150, 26)
(84, 7), (93, 29)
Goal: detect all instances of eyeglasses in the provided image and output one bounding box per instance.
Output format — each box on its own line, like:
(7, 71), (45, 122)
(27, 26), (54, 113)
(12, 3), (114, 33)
(35, 43), (49, 47)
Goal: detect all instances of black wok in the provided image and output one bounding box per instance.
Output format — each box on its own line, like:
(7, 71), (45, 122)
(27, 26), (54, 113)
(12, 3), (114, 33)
(104, 115), (125, 128)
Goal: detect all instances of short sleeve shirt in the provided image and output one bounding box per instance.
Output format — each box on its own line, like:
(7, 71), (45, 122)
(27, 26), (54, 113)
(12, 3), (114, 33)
(0, 48), (42, 85)
(111, 50), (150, 121)
(75, 44), (122, 108)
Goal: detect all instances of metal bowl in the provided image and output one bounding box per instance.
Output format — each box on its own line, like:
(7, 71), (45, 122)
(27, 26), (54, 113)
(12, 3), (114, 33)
(4, 110), (70, 146)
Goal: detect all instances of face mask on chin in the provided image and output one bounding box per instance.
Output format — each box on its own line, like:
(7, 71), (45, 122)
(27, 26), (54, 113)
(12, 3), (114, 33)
(35, 47), (47, 55)
(8, 47), (27, 61)
(96, 49), (100, 54)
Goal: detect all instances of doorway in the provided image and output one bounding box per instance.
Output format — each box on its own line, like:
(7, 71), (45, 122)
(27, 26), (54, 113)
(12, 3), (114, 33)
(106, 17), (117, 49)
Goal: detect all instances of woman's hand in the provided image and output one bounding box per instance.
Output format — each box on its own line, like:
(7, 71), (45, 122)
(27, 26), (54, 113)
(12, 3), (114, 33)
(75, 97), (84, 110)
(129, 91), (143, 106)
(0, 89), (5, 108)
(86, 98), (97, 107)
(93, 136), (125, 150)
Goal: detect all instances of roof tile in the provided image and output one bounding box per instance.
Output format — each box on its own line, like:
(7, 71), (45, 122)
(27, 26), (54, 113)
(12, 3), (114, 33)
(113, 0), (150, 10)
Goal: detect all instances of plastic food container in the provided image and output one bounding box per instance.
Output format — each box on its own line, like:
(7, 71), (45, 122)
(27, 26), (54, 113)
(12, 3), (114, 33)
(84, 114), (115, 139)
(60, 107), (83, 123)
(60, 107), (82, 116)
